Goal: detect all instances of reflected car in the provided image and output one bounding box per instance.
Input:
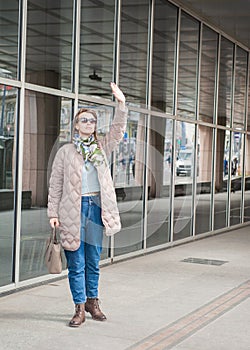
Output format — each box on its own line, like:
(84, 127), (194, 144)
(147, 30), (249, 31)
(176, 150), (192, 176)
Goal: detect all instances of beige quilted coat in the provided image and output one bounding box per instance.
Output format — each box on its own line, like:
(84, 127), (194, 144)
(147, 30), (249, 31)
(47, 104), (128, 251)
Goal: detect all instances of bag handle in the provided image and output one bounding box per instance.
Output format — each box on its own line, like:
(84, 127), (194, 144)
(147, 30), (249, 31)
(51, 226), (59, 244)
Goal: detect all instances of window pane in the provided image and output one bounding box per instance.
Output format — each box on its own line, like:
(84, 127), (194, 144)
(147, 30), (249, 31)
(20, 91), (70, 281)
(217, 37), (234, 127)
(196, 125), (213, 234)
(152, 1), (178, 114)
(230, 132), (243, 225)
(199, 26), (218, 123)
(177, 12), (199, 119)
(174, 121), (195, 240)
(26, 0), (74, 90)
(146, 116), (173, 248)
(114, 111), (146, 256)
(244, 134), (250, 221)
(214, 129), (229, 230)
(119, 0), (149, 105)
(79, 0), (115, 97)
(247, 79), (250, 131)
(233, 47), (248, 130)
(0, 85), (17, 286)
(0, 2), (19, 79)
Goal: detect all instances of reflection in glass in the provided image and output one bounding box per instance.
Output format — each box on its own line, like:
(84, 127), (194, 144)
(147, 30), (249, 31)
(114, 111), (145, 256)
(233, 47), (248, 130)
(26, 0), (74, 90)
(214, 129), (229, 230)
(230, 132), (243, 225)
(79, 0), (115, 97)
(199, 26), (218, 123)
(0, 2), (19, 79)
(196, 125), (213, 234)
(244, 134), (250, 221)
(119, 1), (149, 105)
(174, 121), (195, 240)
(217, 37), (234, 127)
(146, 117), (173, 248)
(247, 80), (250, 132)
(0, 86), (17, 286)
(151, 1), (177, 114)
(177, 12), (199, 119)
(20, 91), (71, 281)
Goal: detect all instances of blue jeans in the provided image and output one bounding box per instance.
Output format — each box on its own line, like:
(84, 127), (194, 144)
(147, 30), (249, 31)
(64, 195), (103, 304)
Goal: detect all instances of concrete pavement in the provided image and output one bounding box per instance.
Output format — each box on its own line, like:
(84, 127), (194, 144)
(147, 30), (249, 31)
(0, 226), (250, 350)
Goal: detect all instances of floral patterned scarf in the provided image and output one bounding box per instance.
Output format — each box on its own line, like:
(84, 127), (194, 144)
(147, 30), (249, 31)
(73, 134), (104, 169)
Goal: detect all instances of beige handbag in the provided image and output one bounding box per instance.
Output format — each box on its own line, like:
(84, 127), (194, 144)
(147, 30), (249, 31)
(44, 227), (62, 274)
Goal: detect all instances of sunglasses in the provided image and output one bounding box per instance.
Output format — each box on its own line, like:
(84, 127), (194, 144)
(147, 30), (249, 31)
(79, 117), (97, 124)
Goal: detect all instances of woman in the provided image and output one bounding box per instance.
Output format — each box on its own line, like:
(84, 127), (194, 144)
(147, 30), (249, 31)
(48, 83), (127, 327)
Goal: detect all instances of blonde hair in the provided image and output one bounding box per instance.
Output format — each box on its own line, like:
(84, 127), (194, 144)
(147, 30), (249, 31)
(72, 108), (98, 139)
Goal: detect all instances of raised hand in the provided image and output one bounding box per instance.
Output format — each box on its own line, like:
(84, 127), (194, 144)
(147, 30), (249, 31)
(110, 82), (126, 104)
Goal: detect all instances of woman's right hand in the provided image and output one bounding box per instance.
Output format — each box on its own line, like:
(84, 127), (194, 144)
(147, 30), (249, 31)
(50, 218), (60, 228)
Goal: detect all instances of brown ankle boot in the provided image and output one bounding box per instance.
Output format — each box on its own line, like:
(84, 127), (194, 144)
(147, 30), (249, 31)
(85, 298), (107, 321)
(69, 303), (85, 327)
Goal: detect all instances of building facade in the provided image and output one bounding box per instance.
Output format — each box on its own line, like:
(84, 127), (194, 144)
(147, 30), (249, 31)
(0, 0), (249, 293)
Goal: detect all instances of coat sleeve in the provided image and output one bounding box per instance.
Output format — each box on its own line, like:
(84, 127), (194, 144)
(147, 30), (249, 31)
(47, 146), (65, 218)
(101, 103), (128, 158)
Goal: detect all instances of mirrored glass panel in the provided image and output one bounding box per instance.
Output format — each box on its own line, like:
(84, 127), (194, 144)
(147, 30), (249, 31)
(247, 79), (250, 132)
(151, 1), (177, 114)
(20, 91), (71, 281)
(177, 12), (199, 119)
(174, 121), (195, 240)
(199, 26), (218, 123)
(233, 47), (248, 130)
(0, 2), (19, 80)
(217, 37), (234, 128)
(119, 0), (149, 105)
(114, 111), (145, 256)
(79, 0), (115, 97)
(214, 129), (229, 230)
(26, 0), (74, 90)
(146, 116), (173, 248)
(244, 134), (250, 222)
(230, 132), (243, 225)
(0, 85), (17, 286)
(195, 125), (213, 235)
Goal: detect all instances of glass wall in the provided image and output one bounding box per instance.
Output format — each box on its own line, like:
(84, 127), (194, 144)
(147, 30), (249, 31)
(233, 47), (248, 130)
(26, 0), (74, 90)
(79, 0), (115, 97)
(244, 134), (250, 222)
(0, 0), (250, 291)
(146, 116), (173, 248)
(174, 121), (195, 240)
(195, 125), (213, 234)
(214, 129), (229, 230)
(230, 131), (243, 225)
(0, 1), (19, 80)
(151, 0), (177, 114)
(217, 37), (234, 128)
(114, 111), (146, 255)
(177, 13), (199, 119)
(119, 0), (149, 105)
(20, 90), (70, 281)
(199, 26), (218, 123)
(0, 86), (17, 286)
